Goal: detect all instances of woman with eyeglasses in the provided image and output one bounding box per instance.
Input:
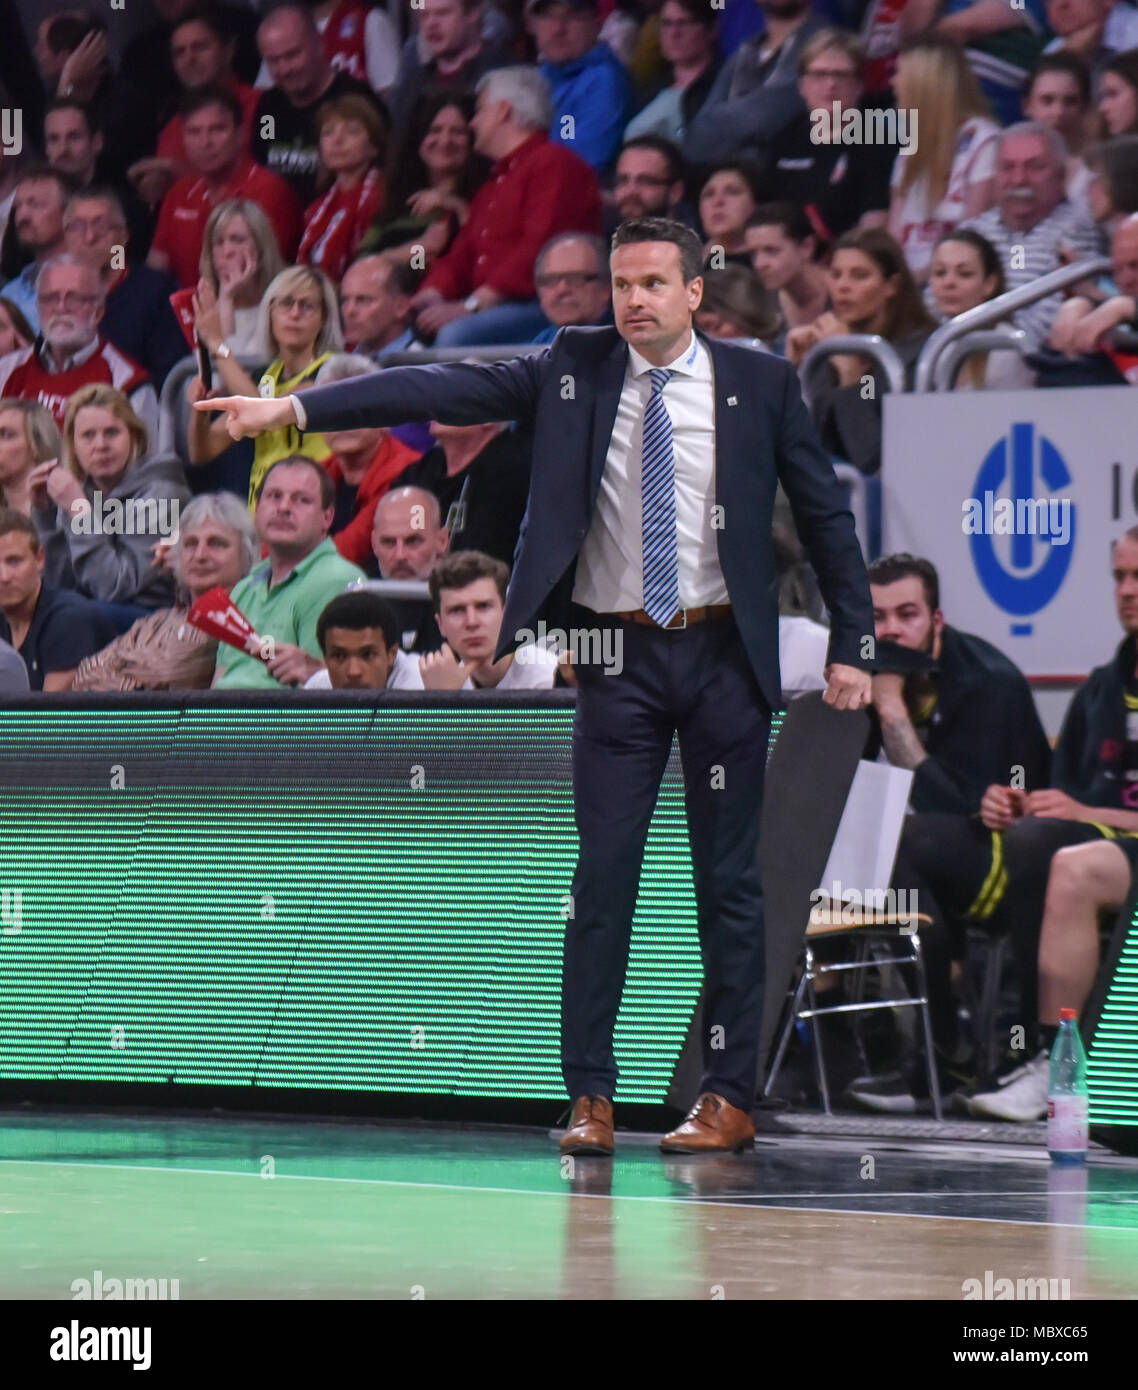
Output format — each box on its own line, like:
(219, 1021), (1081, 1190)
(623, 0), (719, 147)
(187, 264), (343, 506)
(761, 30), (894, 243)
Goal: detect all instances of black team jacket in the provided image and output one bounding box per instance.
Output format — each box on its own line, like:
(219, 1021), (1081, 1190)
(1052, 634), (1136, 808)
(865, 624), (1050, 815)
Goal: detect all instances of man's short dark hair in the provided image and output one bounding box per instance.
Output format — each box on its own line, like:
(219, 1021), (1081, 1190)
(316, 591), (400, 653)
(619, 135), (685, 187)
(180, 84), (244, 126)
(68, 186), (127, 227)
(867, 553), (940, 612)
(44, 99), (100, 136)
(1027, 50), (1093, 107)
(428, 550), (509, 612)
(15, 164), (76, 201)
(360, 255), (422, 297)
(259, 455), (336, 509)
(611, 217), (703, 284)
(0, 508), (41, 550)
(45, 11), (108, 55)
(171, 7), (235, 46)
(746, 202), (817, 245)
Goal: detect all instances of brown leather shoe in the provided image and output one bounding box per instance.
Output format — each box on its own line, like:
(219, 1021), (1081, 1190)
(559, 1096), (614, 1155)
(659, 1093), (755, 1153)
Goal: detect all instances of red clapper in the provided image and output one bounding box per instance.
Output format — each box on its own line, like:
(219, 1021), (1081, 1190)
(186, 588), (271, 663)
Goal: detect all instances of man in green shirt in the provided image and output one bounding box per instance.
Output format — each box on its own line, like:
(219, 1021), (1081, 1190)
(213, 455), (364, 689)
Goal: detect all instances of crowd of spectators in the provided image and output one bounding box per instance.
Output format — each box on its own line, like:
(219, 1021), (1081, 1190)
(5, 0), (1138, 1121)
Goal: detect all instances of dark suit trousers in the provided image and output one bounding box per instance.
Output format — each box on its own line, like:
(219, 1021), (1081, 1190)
(562, 607), (770, 1113)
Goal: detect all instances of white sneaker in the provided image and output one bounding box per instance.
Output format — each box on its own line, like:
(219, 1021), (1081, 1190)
(965, 1050), (1050, 1122)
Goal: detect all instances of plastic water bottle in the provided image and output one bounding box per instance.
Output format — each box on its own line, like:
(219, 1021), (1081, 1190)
(1047, 1008), (1089, 1165)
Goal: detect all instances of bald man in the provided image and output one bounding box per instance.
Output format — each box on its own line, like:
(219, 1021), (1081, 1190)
(1048, 214), (1138, 373)
(371, 485), (449, 652)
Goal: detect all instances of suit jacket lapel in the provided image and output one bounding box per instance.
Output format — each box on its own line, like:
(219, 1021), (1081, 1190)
(587, 335), (629, 513)
(706, 337), (746, 522)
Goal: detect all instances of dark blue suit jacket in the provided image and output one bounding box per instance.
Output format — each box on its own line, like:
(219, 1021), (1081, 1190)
(299, 326), (873, 711)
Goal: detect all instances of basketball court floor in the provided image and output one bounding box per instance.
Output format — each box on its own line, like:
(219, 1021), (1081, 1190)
(4, 1107), (1138, 1301)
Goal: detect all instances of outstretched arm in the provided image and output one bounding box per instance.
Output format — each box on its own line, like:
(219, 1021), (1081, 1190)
(196, 351), (549, 442)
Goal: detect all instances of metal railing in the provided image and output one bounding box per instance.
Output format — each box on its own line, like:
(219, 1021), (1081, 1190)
(793, 336), (905, 562)
(346, 579), (431, 601)
(932, 325), (1028, 391)
(797, 335), (907, 409)
(158, 353), (268, 461)
(914, 257), (1111, 392)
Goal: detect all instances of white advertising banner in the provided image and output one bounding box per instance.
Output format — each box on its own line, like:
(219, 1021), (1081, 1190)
(882, 387), (1138, 679)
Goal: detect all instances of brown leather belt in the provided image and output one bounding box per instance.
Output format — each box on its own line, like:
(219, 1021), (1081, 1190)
(612, 603), (732, 629)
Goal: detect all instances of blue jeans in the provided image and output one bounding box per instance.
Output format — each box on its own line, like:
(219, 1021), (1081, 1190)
(88, 599), (151, 637)
(433, 299), (550, 348)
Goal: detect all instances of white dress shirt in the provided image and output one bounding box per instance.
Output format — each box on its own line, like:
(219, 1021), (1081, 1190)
(303, 647), (424, 690)
(462, 645), (559, 690)
(573, 332), (728, 614)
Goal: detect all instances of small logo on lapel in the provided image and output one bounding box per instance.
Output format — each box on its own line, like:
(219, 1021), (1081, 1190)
(727, 395), (738, 406)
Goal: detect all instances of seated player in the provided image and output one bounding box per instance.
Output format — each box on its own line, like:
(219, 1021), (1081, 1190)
(420, 550), (559, 691)
(303, 590), (425, 690)
(0, 508), (112, 690)
(212, 455), (364, 688)
(956, 526), (1138, 1118)
(846, 551), (1051, 1113)
(72, 492), (258, 690)
(965, 838), (1138, 1120)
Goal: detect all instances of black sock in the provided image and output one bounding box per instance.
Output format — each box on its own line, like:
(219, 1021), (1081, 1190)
(1039, 1023), (1059, 1056)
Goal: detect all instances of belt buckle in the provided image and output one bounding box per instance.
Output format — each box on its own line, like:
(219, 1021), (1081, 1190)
(668, 608), (688, 630)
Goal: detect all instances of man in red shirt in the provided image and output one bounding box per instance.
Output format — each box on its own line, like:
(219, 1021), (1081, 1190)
(412, 66), (603, 347)
(128, 10), (260, 208)
(0, 255), (157, 437)
(146, 86), (302, 288)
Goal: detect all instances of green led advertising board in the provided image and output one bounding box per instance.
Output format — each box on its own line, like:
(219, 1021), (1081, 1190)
(0, 695), (711, 1104)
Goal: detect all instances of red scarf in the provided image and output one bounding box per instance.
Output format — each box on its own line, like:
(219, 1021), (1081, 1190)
(298, 169), (384, 284)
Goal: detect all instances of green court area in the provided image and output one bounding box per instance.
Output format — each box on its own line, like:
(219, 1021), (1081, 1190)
(6, 1110), (1138, 1301)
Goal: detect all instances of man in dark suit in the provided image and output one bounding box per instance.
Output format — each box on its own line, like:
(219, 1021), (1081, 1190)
(197, 217), (875, 1155)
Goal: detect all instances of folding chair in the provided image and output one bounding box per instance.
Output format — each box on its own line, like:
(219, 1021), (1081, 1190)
(764, 899), (942, 1120)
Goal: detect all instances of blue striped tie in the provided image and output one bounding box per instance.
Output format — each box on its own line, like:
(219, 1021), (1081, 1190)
(641, 367), (679, 627)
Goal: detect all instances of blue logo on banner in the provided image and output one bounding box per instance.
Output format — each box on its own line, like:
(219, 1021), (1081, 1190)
(969, 422), (1076, 633)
